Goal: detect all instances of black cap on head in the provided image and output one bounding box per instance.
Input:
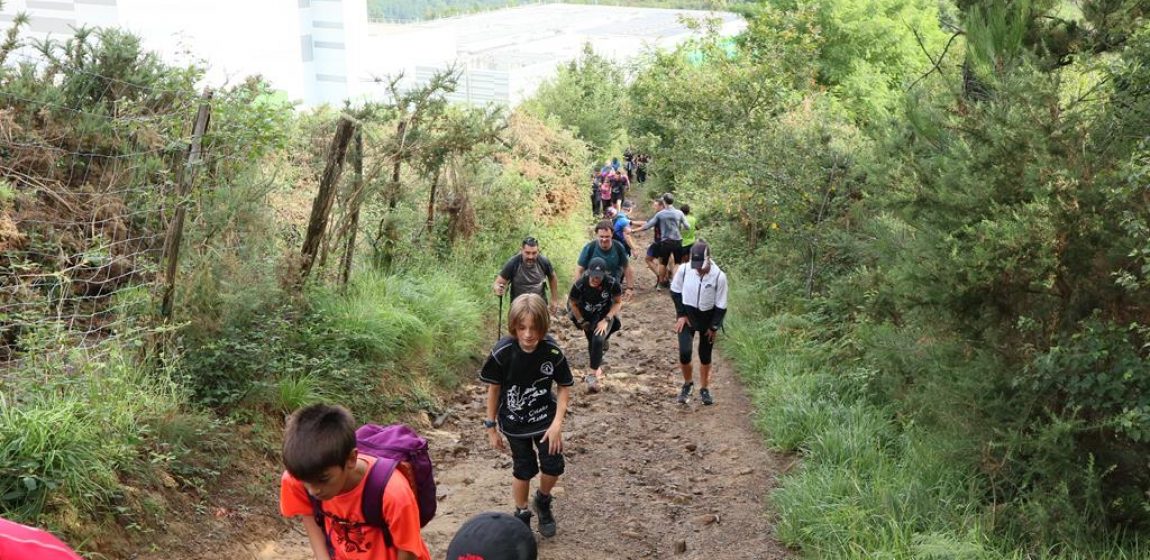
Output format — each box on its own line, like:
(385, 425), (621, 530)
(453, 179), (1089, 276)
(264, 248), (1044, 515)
(446, 512), (538, 560)
(588, 257), (608, 279)
(690, 241), (709, 269)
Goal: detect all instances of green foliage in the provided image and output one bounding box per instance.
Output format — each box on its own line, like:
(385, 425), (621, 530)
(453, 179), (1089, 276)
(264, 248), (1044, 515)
(743, 0), (948, 119)
(521, 44), (628, 156)
(621, 0), (1150, 554)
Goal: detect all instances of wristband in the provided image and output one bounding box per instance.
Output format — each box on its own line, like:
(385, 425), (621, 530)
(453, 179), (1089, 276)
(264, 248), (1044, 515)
(483, 419), (497, 429)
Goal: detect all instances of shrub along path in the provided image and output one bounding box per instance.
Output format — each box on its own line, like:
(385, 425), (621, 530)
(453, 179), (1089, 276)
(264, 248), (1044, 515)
(183, 216), (791, 560)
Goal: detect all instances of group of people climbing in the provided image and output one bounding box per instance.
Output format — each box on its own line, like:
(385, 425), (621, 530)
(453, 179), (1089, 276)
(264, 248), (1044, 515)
(480, 185), (730, 548)
(589, 149), (650, 217)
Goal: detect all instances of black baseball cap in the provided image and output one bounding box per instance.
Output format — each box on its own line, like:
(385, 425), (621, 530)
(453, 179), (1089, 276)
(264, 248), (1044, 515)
(588, 257), (608, 279)
(690, 241), (709, 269)
(446, 512), (538, 560)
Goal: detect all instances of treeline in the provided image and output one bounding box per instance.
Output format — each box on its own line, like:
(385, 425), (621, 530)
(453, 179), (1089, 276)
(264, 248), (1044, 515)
(366, 0), (741, 22)
(528, 0), (1150, 557)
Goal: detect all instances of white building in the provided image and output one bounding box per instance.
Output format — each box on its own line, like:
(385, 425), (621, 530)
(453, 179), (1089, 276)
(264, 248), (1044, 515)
(0, 1), (743, 108)
(0, 0), (368, 106)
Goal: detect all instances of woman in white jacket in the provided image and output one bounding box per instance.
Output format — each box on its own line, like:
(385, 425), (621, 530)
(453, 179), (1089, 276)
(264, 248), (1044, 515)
(669, 240), (728, 405)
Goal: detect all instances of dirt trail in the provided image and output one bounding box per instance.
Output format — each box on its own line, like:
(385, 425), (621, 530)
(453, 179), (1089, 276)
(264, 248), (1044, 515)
(181, 217), (791, 560)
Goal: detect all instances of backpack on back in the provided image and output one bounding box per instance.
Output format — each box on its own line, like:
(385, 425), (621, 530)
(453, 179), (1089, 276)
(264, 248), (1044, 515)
(309, 424), (437, 551)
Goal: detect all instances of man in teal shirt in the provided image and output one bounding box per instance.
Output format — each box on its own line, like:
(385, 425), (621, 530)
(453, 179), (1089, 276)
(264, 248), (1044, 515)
(575, 220), (635, 301)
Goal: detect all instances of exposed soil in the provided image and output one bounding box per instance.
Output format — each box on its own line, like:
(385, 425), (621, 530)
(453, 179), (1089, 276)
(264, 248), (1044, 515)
(151, 212), (792, 560)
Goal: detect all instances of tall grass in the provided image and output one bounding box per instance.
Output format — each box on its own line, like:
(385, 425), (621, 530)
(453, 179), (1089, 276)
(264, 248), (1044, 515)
(726, 301), (1148, 559)
(0, 339), (185, 522)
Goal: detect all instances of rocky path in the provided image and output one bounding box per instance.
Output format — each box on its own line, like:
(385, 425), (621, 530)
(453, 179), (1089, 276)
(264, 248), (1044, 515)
(185, 218), (791, 560)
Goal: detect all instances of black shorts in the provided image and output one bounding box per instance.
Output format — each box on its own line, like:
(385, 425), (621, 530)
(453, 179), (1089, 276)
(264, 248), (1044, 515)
(675, 242), (693, 264)
(507, 433), (564, 481)
(653, 239), (679, 264)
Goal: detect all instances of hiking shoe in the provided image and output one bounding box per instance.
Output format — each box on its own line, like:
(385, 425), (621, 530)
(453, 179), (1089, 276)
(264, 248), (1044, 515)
(534, 490), (557, 537)
(514, 507), (533, 529)
(677, 382), (693, 404)
(700, 388), (714, 406)
(586, 374), (601, 394)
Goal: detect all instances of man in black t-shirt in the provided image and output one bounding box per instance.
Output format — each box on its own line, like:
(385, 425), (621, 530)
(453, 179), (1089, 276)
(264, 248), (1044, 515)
(568, 257), (623, 393)
(494, 237), (561, 313)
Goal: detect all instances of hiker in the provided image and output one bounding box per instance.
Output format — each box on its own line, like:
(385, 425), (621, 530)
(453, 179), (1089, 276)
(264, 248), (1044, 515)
(0, 518), (83, 560)
(481, 294), (572, 538)
(446, 512), (538, 560)
(670, 241), (728, 406)
(635, 154), (649, 183)
(609, 168), (629, 211)
(595, 173), (613, 216)
(280, 404), (432, 560)
(575, 220), (635, 300)
(623, 148), (635, 182)
(642, 198), (665, 287)
(612, 200), (637, 256)
(636, 193), (689, 289)
(674, 203), (698, 278)
(568, 257), (624, 393)
(493, 237), (561, 314)
(589, 168), (602, 218)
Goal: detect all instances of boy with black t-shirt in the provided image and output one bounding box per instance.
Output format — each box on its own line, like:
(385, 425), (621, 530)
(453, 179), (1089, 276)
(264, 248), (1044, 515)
(568, 257), (624, 393)
(481, 293), (573, 538)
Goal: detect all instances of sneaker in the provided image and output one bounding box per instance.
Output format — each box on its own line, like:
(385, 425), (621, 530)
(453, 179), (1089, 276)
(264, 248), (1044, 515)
(700, 388), (714, 406)
(586, 374), (601, 394)
(534, 491), (556, 537)
(677, 382), (693, 404)
(514, 507), (533, 529)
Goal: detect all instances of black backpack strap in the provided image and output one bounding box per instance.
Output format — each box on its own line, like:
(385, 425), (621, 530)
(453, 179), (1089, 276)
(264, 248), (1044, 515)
(307, 493), (336, 558)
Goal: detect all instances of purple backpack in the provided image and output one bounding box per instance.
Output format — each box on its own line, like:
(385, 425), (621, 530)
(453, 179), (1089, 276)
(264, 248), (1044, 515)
(308, 424), (437, 551)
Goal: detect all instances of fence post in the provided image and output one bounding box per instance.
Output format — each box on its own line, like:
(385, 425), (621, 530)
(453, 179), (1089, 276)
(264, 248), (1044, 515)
(160, 89), (213, 319)
(340, 129), (364, 286)
(299, 116), (357, 285)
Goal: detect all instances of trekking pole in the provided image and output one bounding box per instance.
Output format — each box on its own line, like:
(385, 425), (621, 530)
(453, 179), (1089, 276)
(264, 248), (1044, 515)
(497, 292), (504, 342)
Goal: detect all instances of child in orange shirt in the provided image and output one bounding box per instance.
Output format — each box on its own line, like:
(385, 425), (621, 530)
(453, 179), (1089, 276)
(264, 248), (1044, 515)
(280, 404), (432, 560)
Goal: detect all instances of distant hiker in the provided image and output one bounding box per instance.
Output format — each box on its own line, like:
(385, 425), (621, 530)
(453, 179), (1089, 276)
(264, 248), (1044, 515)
(446, 512), (538, 560)
(494, 237), (561, 314)
(636, 193), (689, 289)
(589, 168), (602, 218)
(596, 174), (613, 216)
(568, 257), (624, 393)
(623, 148), (635, 182)
(636, 154), (649, 183)
(675, 203), (698, 273)
(481, 294), (572, 538)
(670, 241), (728, 406)
(609, 169), (629, 211)
(610, 157), (622, 172)
(575, 220), (635, 300)
(0, 518), (83, 560)
(280, 404), (432, 560)
(613, 200), (637, 256)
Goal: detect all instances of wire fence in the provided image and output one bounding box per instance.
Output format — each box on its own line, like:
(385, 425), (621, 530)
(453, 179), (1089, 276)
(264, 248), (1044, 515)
(0, 64), (211, 360)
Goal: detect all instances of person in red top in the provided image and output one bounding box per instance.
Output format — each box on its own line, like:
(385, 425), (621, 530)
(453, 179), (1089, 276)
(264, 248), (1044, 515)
(0, 517), (83, 560)
(280, 404), (432, 560)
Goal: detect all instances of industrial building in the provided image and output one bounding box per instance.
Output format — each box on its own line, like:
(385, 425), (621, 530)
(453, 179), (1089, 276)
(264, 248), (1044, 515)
(0, 1), (743, 107)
